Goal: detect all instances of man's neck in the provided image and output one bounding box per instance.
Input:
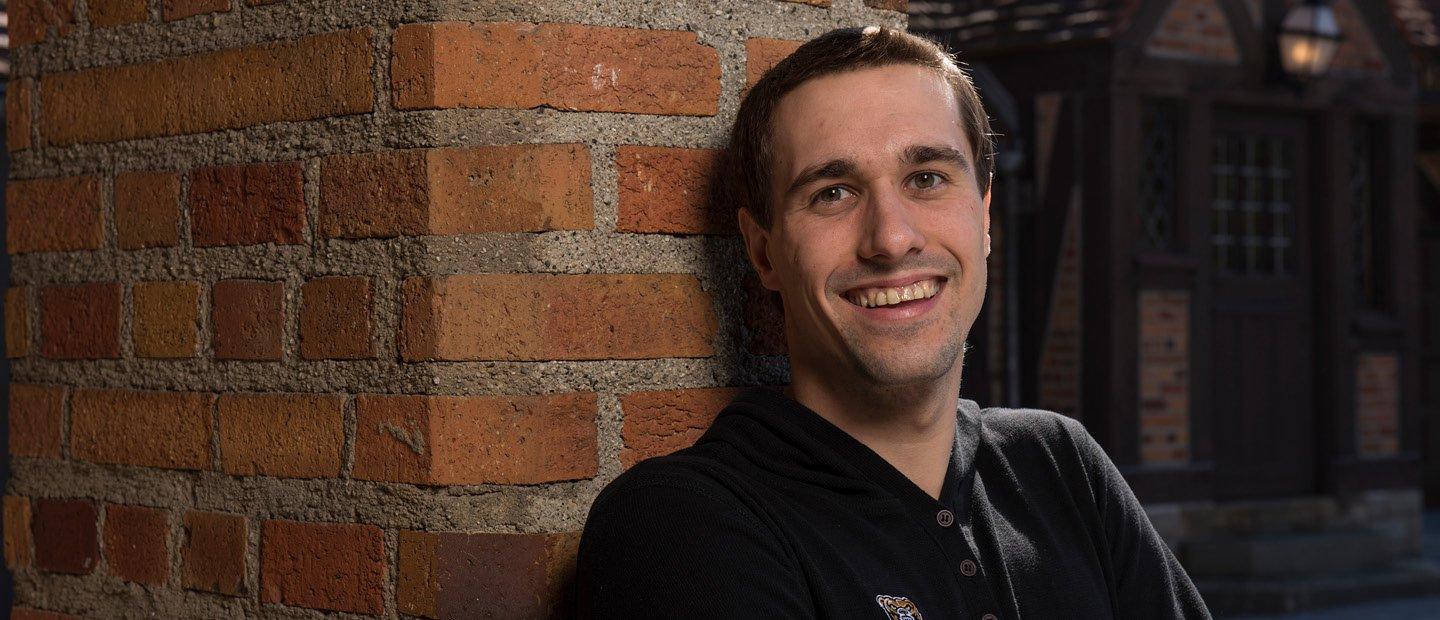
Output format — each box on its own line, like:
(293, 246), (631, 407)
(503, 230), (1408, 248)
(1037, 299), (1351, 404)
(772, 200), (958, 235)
(787, 364), (961, 501)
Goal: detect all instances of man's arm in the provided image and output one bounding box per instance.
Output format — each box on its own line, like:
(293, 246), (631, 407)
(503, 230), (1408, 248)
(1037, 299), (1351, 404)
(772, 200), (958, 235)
(575, 481), (815, 619)
(1061, 417), (1213, 619)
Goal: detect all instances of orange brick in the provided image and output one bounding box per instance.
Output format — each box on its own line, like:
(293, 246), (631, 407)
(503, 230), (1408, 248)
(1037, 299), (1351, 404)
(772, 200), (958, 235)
(90, 0), (147, 27)
(616, 146), (729, 234)
(40, 282), (120, 359)
(9, 384), (64, 458)
(102, 504), (169, 585)
(41, 28), (372, 145)
(397, 531), (580, 618)
(401, 274), (716, 361)
(133, 281), (201, 358)
(393, 22), (719, 116)
(6, 176), (103, 254)
(8, 79), (32, 151)
(163, 0), (230, 20)
(218, 393), (344, 478)
(620, 387), (740, 467)
(115, 171), (181, 249)
(300, 276), (373, 360)
(71, 389), (214, 470)
(7, 287), (29, 358)
(354, 392), (598, 485)
(261, 520), (385, 615)
(4, 496), (33, 569)
(318, 145), (593, 239)
(745, 38), (802, 87)
(212, 279), (284, 360)
(10, 0), (76, 46)
(182, 511), (248, 596)
(32, 498), (97, 575)
(190, 162), (305, 247)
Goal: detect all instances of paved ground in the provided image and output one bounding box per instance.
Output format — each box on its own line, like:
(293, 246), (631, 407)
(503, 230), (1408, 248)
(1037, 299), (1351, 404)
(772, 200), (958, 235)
(1221, 512), (1440, 619)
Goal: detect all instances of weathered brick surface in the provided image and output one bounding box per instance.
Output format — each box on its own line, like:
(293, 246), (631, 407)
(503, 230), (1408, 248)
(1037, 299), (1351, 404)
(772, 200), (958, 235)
(6, 176), (102, 254)
(40, 282), (121, 359)
(182, 511), (247, 596)
(9, 384), (65, 458)
(11, 608), (82, 620)
(398, 531), (581, 619)
(190, 162), (305, 247)
(615, 146), (730, 234)
(6, 287), (27, 358)
(212, 279), (284, 360)
(218, 393), (345, 478)
(865, 0), (907, 10)
(354, 392), (598, 485)
(1139, 289), (1190, 464)
(91, 0), (148, 27)
(133, 281), (201, 358)
(261, 520), (385, 615)
(115, 171), (182, 249)
(71, 389), (215, 470)
(32, 498), (98, 575)
(620, 387), (741, 468)
(163, 0), (231, 21)
(8, 79), (32, 152)
(4, 496), (33, 569)
(393, 22), (720, 115)
(1357, 352), (1400, 457)
(9, 0), (77, 46)
(41, 28), (373, 145)
(1144, 0), (1240, 64)
(102, 504), (170, 585)
(1038, 200), (1081, 419)
(300, 276), (374, 359)
(319, 145), (593, 239)
(402, 274), (716, 361)
(745, 38), (803, 86)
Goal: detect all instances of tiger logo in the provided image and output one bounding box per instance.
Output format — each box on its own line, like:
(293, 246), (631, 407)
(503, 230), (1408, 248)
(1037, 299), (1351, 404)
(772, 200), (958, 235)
(875, 594), (923, 620)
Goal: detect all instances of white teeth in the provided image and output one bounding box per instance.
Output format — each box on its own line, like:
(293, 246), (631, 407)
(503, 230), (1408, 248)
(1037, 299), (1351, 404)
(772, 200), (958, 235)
(846, 278), (941, 308)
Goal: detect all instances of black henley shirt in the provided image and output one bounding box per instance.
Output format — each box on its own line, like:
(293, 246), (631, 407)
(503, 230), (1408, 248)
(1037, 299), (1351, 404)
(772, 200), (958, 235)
(576, 387), (1212, 619)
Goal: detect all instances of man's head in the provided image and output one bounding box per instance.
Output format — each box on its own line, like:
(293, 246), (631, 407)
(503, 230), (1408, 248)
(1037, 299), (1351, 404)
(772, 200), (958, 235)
(731, 26), (994, 393)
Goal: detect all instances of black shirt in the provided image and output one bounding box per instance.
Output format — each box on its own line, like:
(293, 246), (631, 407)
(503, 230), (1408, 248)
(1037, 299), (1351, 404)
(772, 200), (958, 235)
(576, 388), (1211, 619)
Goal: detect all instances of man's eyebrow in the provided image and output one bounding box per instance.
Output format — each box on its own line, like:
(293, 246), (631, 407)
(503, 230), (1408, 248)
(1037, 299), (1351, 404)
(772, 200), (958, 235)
(784, 158), (858, 198)
(904, 144), (971, 172)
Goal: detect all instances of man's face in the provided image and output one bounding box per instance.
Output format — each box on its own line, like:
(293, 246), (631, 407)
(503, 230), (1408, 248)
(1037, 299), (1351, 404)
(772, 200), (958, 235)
(739, 64), (991, 391)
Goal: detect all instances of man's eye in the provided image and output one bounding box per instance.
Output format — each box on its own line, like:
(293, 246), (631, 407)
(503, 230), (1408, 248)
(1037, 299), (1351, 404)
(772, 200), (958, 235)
(813, 186), (851, 203)
(911, 172), (946, 189)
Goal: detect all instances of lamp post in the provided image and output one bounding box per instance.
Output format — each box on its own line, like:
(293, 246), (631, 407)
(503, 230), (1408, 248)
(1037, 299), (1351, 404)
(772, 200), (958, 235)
(1278, 0), (1343, 79)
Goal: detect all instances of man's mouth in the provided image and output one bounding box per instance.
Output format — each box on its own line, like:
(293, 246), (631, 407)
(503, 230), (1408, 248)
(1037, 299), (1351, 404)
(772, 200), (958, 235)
(843, 277), (943, 308)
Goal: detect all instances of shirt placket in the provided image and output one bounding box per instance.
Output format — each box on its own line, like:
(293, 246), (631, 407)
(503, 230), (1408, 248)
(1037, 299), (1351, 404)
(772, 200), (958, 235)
(929, 500), (1005, 620)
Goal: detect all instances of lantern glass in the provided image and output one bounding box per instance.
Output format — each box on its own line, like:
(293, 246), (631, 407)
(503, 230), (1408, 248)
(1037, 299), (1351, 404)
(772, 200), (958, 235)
(1278, 2), (1341, 78)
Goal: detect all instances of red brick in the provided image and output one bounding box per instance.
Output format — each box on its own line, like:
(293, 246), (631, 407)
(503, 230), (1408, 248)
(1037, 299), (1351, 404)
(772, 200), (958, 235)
(6, 176), (103, 254)
(90, 0), (147, 27)
(6, 287), (28, 358)
(9, 384), (64, 458)
(261, 520), (385, 614)
(616, 146), (731, 234)
(163, 0), (230, 20)
(40, 282), (120, 359)
(102, 504), (170, 585)
(743, 271), (787, 355)
(8, 79), (32, 151)
(620, 387), (740, 467)
(393, 22), (719, 116)
(398, 531), (580, 619)
(182, 511), (247, 596)
(190, 162), (305, 247)
(218, 393), (344, 478)
(211, 279), (284, 360)
(299, 277), (373, 359)
(71, 389), (215, 470)
(133, 281), (201, 358)
(745, 38), (803, 87)
(4, 496), (33, 568)
(319, 145), (593, 239)
(41, 28), (372, 145)
(32, 498), (98, 575)
(115, 171), (182, 249)
(864, 0), (907, 10)
(401, 274), (716, 361)
(9, 0), (76, 46)
(354, 392), (597, 485)
(11, 609), (81, 620)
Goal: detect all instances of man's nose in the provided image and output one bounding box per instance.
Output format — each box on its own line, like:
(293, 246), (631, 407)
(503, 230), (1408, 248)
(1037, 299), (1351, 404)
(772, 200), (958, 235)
(859, 186), (925, 261)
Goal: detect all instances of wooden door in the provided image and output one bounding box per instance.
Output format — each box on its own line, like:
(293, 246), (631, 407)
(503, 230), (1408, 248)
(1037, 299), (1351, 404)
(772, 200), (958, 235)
(1208, 114), (1317, 500)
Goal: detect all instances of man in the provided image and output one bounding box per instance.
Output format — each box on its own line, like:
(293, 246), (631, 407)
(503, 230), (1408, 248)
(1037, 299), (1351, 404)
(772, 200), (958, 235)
(576, 26), (1210, 619)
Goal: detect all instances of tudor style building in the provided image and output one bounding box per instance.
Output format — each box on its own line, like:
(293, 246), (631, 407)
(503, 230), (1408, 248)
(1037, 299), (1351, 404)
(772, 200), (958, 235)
(913, 0), (1439, 612)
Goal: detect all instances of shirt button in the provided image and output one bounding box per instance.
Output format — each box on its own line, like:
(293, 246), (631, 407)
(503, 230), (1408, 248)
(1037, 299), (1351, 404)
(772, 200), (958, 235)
(960, 559), (977, 576)
(982, 614), (998, 620)
(936, 509), (954, 527)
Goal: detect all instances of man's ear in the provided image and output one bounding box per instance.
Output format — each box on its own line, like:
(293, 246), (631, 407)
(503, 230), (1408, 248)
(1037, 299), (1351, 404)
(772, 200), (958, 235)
(738, 207), (781, 291)
(982, 184), (992, 258)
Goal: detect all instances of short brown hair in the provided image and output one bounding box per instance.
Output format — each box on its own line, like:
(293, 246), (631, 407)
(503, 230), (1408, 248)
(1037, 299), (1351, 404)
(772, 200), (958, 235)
(728, 26), (994, 228)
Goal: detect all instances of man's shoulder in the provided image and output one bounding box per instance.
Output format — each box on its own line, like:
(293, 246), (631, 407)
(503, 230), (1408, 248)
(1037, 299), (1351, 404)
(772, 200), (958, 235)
(588, 446), (748, 522)
(970, 401), (1088, 448)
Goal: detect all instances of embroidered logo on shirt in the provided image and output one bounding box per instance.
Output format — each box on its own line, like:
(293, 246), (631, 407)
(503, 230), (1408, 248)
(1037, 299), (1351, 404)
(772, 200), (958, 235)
(875, 594), (923, 620)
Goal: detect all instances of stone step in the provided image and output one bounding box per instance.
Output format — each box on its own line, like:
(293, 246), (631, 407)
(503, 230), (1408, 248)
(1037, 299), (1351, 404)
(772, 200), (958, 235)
(1181, 529), (1404, 579)
(1200, 559), (1440, 616)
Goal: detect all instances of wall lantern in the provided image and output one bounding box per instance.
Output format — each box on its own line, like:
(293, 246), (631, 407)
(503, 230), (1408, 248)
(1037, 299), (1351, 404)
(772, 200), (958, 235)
(1278, 0), (1343, 78)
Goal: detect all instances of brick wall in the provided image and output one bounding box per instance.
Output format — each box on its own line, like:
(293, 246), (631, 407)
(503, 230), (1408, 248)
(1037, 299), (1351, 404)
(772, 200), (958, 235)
(1144, 0), (1241, 65)
(2, 1), (907, 616)
(1356, 352), (1401, 458)
(1138, 289), (1191, 465)
(1038, 191), (1082, 418)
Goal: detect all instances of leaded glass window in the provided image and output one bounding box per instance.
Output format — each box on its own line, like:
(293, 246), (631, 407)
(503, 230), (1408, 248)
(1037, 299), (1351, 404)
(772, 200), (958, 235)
(1211, 133), (1294, 275)
(1140, 100), (1179, 250)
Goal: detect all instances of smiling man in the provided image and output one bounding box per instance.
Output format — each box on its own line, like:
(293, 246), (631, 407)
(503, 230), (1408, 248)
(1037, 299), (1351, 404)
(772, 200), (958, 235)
(576, 26), (1210, 619)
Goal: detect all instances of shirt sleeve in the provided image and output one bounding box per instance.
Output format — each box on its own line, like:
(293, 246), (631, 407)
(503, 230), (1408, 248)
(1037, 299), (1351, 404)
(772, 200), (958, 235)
(1061, 417), (1213, 619)
(575, 481), (816, 619)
